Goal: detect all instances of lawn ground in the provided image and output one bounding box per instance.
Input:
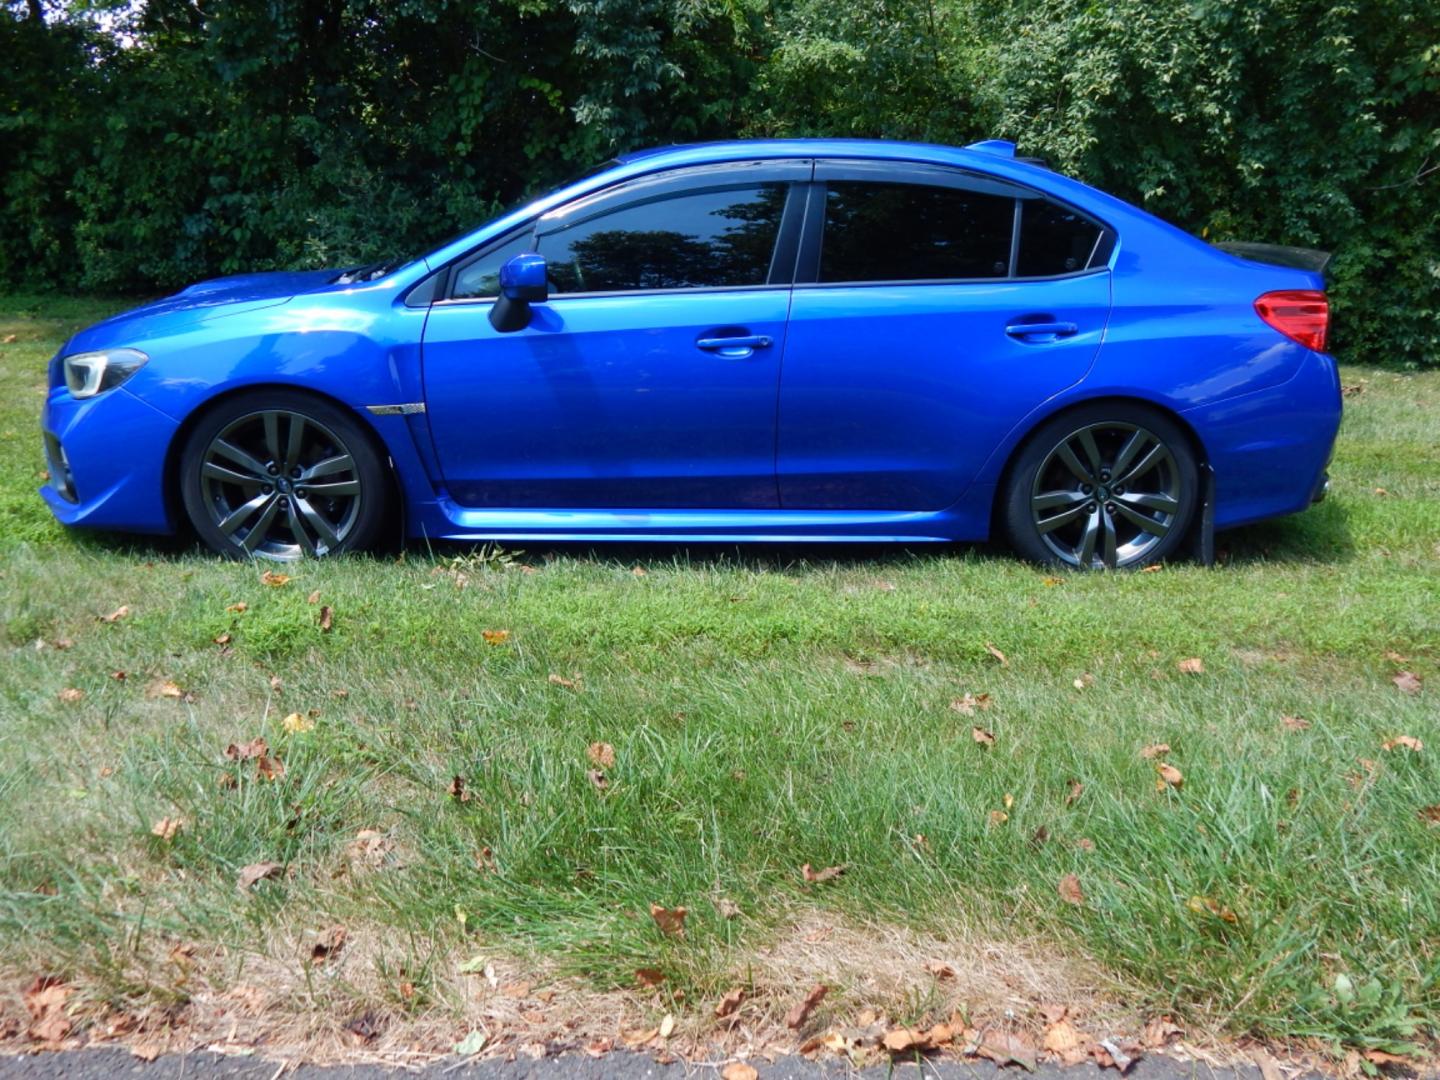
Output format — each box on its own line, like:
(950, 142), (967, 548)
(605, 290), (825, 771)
(0, 295), (1437, 1069)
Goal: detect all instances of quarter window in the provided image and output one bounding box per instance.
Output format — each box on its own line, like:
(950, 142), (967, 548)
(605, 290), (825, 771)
(537, 184), (789, 293)
(1017, 199), (1103, 277)
(452, 231), (532, 300)
(819, 181), (1014, 283)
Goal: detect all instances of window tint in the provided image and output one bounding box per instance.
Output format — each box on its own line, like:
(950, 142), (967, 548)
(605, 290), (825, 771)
(1017, 199), (1102, 276)
(819, 181), (1013, 283)
(451, 231), (533, 299)
(537, 184), (788, 293)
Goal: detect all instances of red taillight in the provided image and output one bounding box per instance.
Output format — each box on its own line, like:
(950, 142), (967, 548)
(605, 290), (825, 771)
(1255, 289), (1329, 351)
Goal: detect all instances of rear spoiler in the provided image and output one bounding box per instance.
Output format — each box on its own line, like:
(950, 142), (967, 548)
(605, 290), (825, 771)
(1214, 241), (1332, 275)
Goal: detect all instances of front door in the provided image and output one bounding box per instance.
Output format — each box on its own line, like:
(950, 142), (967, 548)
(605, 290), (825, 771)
(422, 165), (806, 508)
(778, 165), (1113, 509)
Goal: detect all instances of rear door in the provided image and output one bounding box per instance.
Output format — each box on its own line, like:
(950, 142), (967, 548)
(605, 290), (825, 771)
(422, 161), (808, 509)
(777, 161), (1113, 510)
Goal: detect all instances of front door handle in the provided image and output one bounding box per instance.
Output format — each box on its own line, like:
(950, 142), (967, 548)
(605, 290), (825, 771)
(696, 334), (774, 357)
(1005, 321), (1080, 341)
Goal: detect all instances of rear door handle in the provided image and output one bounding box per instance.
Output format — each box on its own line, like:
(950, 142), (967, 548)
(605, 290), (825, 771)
(1005, 321), (1080, 341)
(696, 334), (773, 359)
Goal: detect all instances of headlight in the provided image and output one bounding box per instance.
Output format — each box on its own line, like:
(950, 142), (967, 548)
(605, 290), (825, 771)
(62, 348), (148, 399)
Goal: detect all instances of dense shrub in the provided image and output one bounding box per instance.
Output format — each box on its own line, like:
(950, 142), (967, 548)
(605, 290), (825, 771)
(1, 0), (1435, 365)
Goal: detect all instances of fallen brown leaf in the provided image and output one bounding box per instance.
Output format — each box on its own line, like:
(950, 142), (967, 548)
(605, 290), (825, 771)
(1058, 873), (1085, 906)
(1177, 657), (1204, 675)
(213, 632), (232, 646)
(1065, 778), (1085, 806)
(57, 688), (84, 704)
(1043, 1018), (1093, 1065)
(950, 692), (992, 715)
(721, 1064), (758, 1080)
(1186, 895), (1238, 923)
(548, 673), (579, 690)
(1382, 734), (1423, 753)
(310, 925), (347, 964)
(447, 775), (471, 803)
(347, 830), (394, 867)
(23, 976), (72, 1044)
(1419, 805), (1440, 826)
(634, 968), (666, 988)
(1392, 670), (1421, 695)
(715, 896), (741, 920)
(1281, 715), (1311, 731)
(255, 751), (285, 781)
(237, 862), (282, 890)
(988, 809), (1009, 826)
(481, 628), (510, 645)
(1141, 1016), (1183, 1047)
(926, 960), (956, 980)
(1140, 742), (1171, 759)
(227, 601), (248, 613)
(1073, 672), (1095, 689)
(282, 711), (314, 734)
(971, 725), (996, 746)
(99, 605), (131, 623)
(971, 1029), (1038, 1070)
(649, 903), (687, 937)
(715, 987), (745, 1018)
(318, 605), (333, 632)
(1155, 762), (1184, 790)
(587, 768), (608, 792)
(306, 589), (321, 604)
(1093, 1038), (1142, 1073)
(225, 738), (268, 760)
(587, 741), (616, 769)
(785, 983), (828, 1029)
(985, 642), (1009, 666)
(801, 862), (846, 883)
(260, 570), (290, 587)
(883, 1027), (933, 1054)
(1364, 1050), (1415, 1067)
(150, 817), (183, 841)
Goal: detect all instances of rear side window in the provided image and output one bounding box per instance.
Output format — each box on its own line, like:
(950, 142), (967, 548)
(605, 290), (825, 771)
(819, 181), (1014, 283)
(1017, 199), (1103, 277)
(537, 184), (789, 293)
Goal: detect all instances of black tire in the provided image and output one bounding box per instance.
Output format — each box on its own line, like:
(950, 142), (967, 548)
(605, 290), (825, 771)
(179, 390), (390, 560)
(1001, 401), (1198, 570)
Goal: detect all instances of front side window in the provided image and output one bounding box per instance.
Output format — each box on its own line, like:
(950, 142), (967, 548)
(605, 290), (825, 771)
(537, 184), (789, 294)
(819, 181), (1014, 283)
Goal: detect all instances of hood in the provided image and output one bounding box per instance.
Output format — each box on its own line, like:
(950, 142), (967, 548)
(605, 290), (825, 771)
(64, 268), (341, 355)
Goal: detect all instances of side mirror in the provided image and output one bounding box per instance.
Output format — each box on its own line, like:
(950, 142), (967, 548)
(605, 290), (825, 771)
(489, 252), (548, 332)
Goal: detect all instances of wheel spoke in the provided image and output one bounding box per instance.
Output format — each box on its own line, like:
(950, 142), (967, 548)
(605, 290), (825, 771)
(1032, 489), (1088, 512)
(212, 439), (270, 480)
(1110, 429), (1149, 480)
(1112, 499), (1171, 538)
(1076, 508), (1101, 565)
(1036, 502), (1090, 534)
(202, 460), (264, 487)
(300, 454), (355, 481)
(301, 479), (361, 498)
(262, 412), (283, 463)
(1116, 443), (1165, 486)
(294, 496), (341, 551)
(239, 497), (283, 552)
(283, 414), (306, 473)
(1055, 441), (1097, 485)
(1100, 507), (1118, 568)
(217, 492), (272, 536)
(1117, 491), (1179, 514)
(288, 502), (318, 556)
(1076, 428), (1104, 479)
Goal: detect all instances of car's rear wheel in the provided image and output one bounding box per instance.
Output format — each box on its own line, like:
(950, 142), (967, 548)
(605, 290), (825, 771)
(179, 391), (389, 560)
(1002, 403), (1198, 570)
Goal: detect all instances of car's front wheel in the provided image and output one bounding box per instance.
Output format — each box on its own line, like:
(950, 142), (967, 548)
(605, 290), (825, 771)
(1001, 402), (1198, 570)
(179, 391), (390, 560)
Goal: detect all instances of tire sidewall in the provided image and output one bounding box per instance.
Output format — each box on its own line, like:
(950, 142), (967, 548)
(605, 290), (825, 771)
(1002, 402), (1199, 569)
(179, 391), (389, 559)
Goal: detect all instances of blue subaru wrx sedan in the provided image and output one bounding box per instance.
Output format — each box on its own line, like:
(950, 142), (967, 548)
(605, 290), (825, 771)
(41, 139), (1340, 569)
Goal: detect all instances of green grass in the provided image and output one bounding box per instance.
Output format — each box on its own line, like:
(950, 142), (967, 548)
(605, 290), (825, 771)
(1, 295), (1437, 1058)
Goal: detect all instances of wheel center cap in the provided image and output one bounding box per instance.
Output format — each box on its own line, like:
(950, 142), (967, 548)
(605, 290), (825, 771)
(277, 479), (291, 494)
(1096, 485), (1109, 500)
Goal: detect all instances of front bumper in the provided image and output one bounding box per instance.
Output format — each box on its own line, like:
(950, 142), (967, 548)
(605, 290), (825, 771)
(40, 386), (180, 534)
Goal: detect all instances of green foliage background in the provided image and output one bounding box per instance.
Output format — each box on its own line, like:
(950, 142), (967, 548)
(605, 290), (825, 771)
(2, 0), (1437, 364)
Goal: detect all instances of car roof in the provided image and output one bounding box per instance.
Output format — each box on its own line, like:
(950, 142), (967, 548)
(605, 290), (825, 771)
(613, 137), (1024, 171)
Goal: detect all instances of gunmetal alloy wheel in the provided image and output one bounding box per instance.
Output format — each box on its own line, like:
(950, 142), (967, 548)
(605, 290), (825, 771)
(180, 393), (389, 560)
(1003, 405), (1198, 571)
(1030, 422), (1181, 568)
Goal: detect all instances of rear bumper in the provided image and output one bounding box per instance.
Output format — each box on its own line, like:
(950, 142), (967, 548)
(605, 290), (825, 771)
(39, 386), (178, 534)
(1183, 350), (1342, 530)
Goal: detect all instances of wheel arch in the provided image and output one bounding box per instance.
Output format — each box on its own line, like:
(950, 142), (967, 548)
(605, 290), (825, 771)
(162, 383), (406, 538)
(988, 394), (1210, 537)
